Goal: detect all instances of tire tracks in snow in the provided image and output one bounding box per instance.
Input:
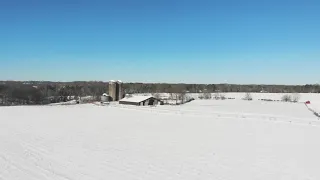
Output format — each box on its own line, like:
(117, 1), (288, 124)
(106, 104), (320, 127)
(0, 152), (47, 179)
(19, 141), (96, 180)
(1, 140), (94, 180)
(305, 104), (320, 119)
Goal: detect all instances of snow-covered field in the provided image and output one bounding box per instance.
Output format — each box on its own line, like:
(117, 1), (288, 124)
(1, 96), (320, 180)
(141, 92), (320, 113)
(141, 92), (319, 102)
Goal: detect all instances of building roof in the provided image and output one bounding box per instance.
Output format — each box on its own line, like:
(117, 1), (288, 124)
(119, 96), (154, 103)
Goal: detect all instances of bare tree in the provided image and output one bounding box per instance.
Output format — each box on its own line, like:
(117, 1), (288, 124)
(169, 93), (179, 104)
(152, 93), (161, 99)
(203, 92), (212, 99)
(292, 93), (300, 103)
(220, 93), (226, 100)
(243, 92), (253, 101)
(213, 92), (220, 100)
(178, 91), (187, 104)
(200, 89), (211, 100)
(169, 93), (174, 100)
(169, 86), (186, 104)
(281, 94), (292, 102)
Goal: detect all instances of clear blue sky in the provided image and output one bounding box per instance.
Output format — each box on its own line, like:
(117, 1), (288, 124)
(1, 0), (319, 84)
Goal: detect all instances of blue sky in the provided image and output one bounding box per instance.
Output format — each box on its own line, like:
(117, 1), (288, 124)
(0, 0), (319, 84)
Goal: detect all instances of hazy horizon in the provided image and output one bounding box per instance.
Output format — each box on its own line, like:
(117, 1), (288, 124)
(1, 79), (318, 86)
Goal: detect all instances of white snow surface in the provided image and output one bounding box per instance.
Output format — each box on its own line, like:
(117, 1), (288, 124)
(49, 100), (78, 106)
(137, 92), (319, 102)
(1, 98), (320, 180)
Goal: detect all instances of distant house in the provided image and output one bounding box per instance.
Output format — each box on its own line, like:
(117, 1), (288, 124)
(119, 96), (164, 106)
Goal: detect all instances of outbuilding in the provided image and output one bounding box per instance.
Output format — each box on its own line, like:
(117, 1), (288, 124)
(100, 93), (111, 103)
(119, 96), (163, 106)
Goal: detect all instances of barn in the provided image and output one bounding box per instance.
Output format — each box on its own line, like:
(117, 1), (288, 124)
(119, 96), (164, 106)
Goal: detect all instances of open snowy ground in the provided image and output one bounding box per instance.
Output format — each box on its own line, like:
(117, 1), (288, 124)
(1, 100), (320, 180)
(137, 92), (320, 113)
(138, 92), (320, 102)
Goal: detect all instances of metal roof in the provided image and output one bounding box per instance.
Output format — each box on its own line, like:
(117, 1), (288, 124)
(119, 96), (154, 103)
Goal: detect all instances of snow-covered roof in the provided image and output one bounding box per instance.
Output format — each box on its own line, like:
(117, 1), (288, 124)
(119, 96), (154, 103)
(117, 80), (122, 83)
(102, 93), (110, 96)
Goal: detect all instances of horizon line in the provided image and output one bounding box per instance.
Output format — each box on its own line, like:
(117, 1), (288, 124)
(0, 80), (319, 86)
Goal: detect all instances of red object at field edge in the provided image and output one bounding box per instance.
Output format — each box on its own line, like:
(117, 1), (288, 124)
(305, 101), (311, 104)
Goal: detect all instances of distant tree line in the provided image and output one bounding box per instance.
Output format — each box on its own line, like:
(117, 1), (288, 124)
(0, 81), (319, 106)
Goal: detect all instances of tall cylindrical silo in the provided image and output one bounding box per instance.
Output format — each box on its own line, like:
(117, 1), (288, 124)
(117, 80), (123, 101)
(109, 80), (116, 101)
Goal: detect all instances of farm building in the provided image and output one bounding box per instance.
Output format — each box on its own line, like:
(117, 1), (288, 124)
(101, 93), (111, 103)
(119, 96), (164, 106)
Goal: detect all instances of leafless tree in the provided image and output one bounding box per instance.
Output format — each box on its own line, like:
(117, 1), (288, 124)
(152, 93), (161, 99)
(198, 94), (204, 100)
(203, 92), (212, 99)
(292, 93), (300, 103)
(199, 89), (211, 100)
(168, 86), (186, 104)
(220, 93), (226, 100)
(169, 93), (179, 104)
(169, 93), (174, 100)
(281, 94), (292, 102)
(178, 91), (187, 104)
(213, 92), (220, 100)
(243, 92), (253, 101)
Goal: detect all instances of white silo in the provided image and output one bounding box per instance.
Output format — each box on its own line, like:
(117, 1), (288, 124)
(117, 80), (123, 100)
(109, 80), (117, 101)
